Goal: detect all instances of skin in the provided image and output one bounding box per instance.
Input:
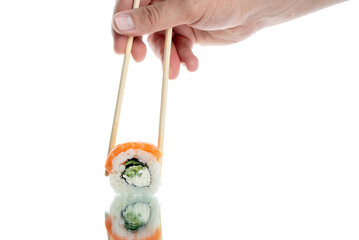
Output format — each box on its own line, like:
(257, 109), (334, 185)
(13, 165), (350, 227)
(112, 0), (347, 79)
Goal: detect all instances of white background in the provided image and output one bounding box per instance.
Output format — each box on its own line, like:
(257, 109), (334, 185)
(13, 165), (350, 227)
(0, 1), (358, 239)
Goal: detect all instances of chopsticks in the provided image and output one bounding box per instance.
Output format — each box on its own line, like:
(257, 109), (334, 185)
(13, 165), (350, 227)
(157, 28), (172, 166)
(106, 1), (173, 175)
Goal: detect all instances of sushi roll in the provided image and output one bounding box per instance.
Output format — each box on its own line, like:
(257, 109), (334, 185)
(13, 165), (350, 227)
(105, 142), (162, 194)
(105, 194), (161, 240)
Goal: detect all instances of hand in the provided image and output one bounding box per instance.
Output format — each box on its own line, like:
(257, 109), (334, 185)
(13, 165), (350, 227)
(112, 0), (346, 79)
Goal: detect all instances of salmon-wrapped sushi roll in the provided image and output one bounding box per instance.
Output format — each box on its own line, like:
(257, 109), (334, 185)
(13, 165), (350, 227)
(105, 194), (161, 240)
(105, 142), (162, 194)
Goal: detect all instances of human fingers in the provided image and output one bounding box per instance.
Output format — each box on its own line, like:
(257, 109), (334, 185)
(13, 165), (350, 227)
(173, 34), (198, 72)
(112, 0), (151, 55)
(148, 33), (180, 79)
(113, 0), (189, 36)
(131, 37), (147, 62)
(113, 31), (127, 54)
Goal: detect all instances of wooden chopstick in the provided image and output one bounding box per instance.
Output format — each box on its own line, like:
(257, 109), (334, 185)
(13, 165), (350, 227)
(106, 0), (141, 176)
(158, 27), (173, 166)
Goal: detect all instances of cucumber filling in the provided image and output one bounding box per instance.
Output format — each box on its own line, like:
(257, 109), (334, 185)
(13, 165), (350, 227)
(122, 203), (151, 231)
(122, 159), (151, 187)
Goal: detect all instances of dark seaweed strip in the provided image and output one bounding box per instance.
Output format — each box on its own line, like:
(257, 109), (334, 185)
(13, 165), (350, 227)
(124, 158), (146, 168)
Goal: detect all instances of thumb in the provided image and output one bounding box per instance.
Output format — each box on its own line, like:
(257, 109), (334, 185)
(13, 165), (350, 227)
(113, 0), (187, 36)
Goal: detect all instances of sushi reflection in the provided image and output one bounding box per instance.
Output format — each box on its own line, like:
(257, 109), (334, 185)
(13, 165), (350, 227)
(105, 195), (161, 240)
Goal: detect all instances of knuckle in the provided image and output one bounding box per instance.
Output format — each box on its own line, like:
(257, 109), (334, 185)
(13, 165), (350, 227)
(180, 0), (196, 22)
(142, 5), (161, 27)
(180, 0), (206, 25)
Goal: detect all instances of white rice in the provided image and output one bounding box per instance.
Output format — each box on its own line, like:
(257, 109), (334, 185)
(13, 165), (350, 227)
(109, 194), (161, 240)
(110, 149), (161, 194)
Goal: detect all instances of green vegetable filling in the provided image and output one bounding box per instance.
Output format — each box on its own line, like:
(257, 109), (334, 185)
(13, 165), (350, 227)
(122, 202), (151, 231)
(123, 159), (146, 179)
(123, 212), (148, 231)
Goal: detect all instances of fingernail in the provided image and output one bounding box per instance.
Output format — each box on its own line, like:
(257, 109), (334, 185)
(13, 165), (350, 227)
(114, 13), (134, 31)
